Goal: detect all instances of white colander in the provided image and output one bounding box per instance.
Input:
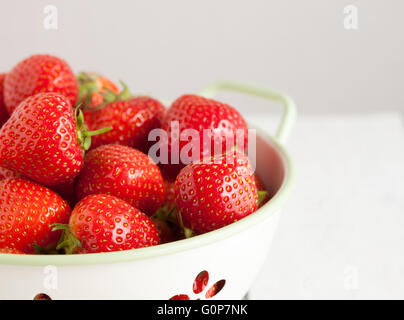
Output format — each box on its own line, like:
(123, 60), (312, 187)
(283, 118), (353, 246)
(0, 82), (296, 300)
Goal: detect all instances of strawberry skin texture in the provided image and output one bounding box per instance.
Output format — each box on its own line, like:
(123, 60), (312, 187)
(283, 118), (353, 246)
(0, 92), (84, 186)
(0, 73), (9, 127)
(161, 94), (248, 177)
(0, 178), (71, 253)
(175, 151), (258, 234)
(4, 54), (78, 114)
(0, 247), (24, 254)
(84, 96), (165, 151)
(75, 144), (164, 216)
(69, 194), (160, 253)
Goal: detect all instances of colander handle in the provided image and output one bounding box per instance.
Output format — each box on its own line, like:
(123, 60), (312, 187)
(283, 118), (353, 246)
(198, 81), (297, 144)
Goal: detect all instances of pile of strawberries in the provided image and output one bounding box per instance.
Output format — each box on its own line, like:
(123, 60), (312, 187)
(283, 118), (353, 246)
(0, 54), (269, 255)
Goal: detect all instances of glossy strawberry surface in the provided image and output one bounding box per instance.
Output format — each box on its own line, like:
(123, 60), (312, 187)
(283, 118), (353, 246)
(69, 194), (160, 253)
(0, 178), (71, 253)
(175, 151), (258, 234)
(161, 94), (248, 177)
(0, 73), (9, 127)
(84, 96), (165, 151)
(0, 93), (84, 186)
(4, 54), (78, 114)
(75, 144), (164, 215)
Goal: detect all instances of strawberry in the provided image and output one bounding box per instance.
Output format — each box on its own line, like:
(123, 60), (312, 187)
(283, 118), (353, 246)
(54, 194), (160, 253)
(160, 94), (248, 178)
(0, 92), (109, 186)
(0, 178), (71, 253)
(4, 54), (78, 114)
(77, 72), (120, 110)
(84, 90), (165, 151)
(0, 247), (24, 254)
(75, 144), (165, 215)
(0, 73), (9, 127)
(174, 151), (258, 234)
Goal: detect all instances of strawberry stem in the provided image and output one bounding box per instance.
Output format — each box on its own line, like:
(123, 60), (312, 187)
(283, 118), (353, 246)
(75, 108), (112, 151)
(77, 72), (132, 111)
(52, 223), (82, 254)
(153, 204), (196, 238)
(257, 190), (269, 207)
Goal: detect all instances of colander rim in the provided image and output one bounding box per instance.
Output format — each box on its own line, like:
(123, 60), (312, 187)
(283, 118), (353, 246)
(0, 126), (295, 266)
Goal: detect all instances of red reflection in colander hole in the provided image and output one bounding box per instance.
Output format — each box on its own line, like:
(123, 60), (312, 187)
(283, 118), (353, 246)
(205, 280), (226, 299)
(33, 293), (52, 300)
(193, 270), (209, 294)
(169, 294), (190, 300)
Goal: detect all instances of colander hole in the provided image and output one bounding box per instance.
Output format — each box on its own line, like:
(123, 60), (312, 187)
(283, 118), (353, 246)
(205, 280), (226, 299)
(193, 270), (209, 294)
(33, 293), (51, 300)
(169, 294), (190, 300)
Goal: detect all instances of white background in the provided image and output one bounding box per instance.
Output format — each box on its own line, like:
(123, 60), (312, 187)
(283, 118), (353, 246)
(0, 0), (403, 299)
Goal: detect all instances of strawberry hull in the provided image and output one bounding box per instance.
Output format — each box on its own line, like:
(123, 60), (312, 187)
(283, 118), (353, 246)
(0, 82), (296, 300)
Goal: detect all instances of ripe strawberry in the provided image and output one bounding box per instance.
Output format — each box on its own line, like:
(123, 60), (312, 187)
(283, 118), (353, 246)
(54, 194), (160, 253)
(0, 92), (109, 186)
(0, 178), (71, 253)
(84, 95), (165, 151)
(161, 94), (248, 178)
(4, 54), (78, 114)
(0, 73), (9, 127)
(0, 247), (24, 254)
(75, 144), (165, 215)
(175, 151), (258, 234)
(77, 72), (120, 110)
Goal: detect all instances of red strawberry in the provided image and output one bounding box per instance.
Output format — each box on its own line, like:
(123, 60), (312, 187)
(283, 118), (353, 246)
(4, 54), (78, 114)
(0, 73), (9, 127)
(75, 144), (165, 215)
(84, 95), (165, 152)
(54, 194), (160, 253)
(77, 72), (120, 110)
(0, 247), (24, 254)
(175, 151), (258, 234)
(161, 94), (248, 178)
(0, 178), (71, 253)
(0, 92), (109, 186)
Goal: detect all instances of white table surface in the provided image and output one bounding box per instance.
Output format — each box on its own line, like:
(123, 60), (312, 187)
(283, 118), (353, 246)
(246, 112), (404, 299)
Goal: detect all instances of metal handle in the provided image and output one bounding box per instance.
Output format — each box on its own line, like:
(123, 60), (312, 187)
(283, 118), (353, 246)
(198, 81), (297, 145)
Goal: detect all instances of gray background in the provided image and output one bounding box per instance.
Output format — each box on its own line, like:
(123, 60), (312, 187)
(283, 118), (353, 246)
(0, 0), (403, 114)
